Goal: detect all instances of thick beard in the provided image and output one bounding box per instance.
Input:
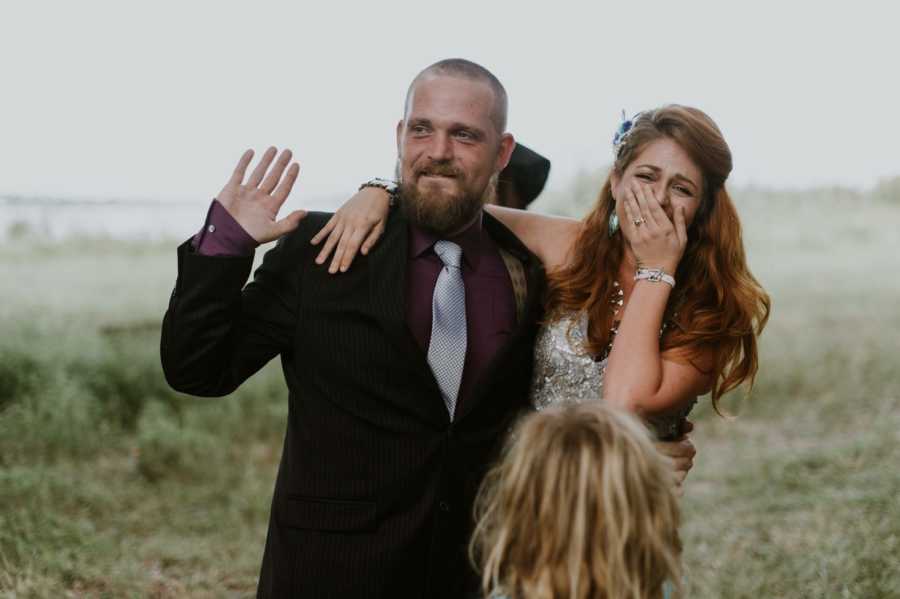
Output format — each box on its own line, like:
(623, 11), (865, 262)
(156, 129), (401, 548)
(399, 178), (487, 236)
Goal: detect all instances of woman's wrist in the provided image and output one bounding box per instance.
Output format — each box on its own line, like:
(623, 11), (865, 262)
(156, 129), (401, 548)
(634, 266), (676, 288)
(358, 178), (398, 207)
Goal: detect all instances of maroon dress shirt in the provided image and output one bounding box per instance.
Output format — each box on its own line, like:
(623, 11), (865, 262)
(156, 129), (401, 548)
(404, 216), (516, 413)
(191, 199), (258, 256)
(193, 200), (516, 414)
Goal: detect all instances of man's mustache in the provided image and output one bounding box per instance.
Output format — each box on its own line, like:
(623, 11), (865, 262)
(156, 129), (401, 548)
(416, 163), (462, 178)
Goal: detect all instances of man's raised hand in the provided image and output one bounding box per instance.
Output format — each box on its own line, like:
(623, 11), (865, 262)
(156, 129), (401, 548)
(654, 420), (696, 496)
(217, 147), (306, 244)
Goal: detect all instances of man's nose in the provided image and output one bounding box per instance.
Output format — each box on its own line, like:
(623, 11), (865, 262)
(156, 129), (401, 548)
(426, 132), (453, 162)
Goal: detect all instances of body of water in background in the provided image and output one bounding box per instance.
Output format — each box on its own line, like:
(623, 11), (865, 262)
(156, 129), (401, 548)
(0, 198), (207, 241)
(0, 196), (340, 242)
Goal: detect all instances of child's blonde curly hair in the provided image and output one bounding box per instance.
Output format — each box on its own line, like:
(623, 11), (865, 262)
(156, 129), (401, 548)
(470, 402), (682, 599)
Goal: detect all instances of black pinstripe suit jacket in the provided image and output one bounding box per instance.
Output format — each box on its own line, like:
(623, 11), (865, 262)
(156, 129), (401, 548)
(161, 209), (545, 598)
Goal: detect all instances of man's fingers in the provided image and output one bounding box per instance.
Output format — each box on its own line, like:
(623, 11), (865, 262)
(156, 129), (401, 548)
(655, 438), (696, 460)
(683, 437), (697, 459)
(655, 441), (677, 458)
(311, 215), (337, 246)
(229, 149), (254, 187)
(360, 222), (385, 255)
(271, 162), (300, 206)
(273, 209), (308, 238)
(261, 149), (293, 195)
(316, 223), (344, 265)
(671, 457), (693, 472)
(247, 146), (278, 189)
(676, 438), (697, 460)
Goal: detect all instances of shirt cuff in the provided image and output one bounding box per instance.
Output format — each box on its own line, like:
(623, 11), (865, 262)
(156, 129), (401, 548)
(192, 199), (259, 256)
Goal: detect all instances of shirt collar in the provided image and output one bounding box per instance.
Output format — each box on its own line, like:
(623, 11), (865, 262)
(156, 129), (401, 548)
(409, 211), (484, 271)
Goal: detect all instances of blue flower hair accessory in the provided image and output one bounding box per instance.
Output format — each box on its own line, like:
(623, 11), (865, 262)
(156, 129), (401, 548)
(612, 109), (642, 158)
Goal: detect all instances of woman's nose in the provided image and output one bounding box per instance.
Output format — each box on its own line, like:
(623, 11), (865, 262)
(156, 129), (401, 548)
(657, 186), (670, 206)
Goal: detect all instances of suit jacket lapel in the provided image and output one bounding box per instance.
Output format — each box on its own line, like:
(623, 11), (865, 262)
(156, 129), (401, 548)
(368, 212), (449, 426)
(453, 212), (546, 423)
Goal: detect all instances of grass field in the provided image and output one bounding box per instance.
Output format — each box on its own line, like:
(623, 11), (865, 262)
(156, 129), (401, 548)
(1, 186), (899, 597)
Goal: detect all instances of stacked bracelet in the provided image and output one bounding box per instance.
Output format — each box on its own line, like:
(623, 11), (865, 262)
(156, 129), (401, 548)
(359, 178), (399, 207)
(634, 267), (676, 288)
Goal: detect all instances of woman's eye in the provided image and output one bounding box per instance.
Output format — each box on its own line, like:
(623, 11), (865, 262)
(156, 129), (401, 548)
(674, 185), (692, 195)
(636, 173), (653, 181)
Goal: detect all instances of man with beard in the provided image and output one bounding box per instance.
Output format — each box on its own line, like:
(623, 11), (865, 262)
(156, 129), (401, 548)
(162, 59), (546, 598)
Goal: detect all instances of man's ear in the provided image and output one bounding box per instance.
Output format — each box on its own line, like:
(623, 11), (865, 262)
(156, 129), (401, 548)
(495, 133), (516, 173)
(396, 119), (404, 155)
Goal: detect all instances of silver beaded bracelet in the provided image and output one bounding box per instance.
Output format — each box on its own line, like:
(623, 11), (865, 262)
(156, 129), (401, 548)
(634, 267), (676, 288)
(359, 178), (399, 207)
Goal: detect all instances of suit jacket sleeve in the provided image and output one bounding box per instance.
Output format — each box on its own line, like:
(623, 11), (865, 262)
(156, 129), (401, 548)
(160, 228), (305, 397)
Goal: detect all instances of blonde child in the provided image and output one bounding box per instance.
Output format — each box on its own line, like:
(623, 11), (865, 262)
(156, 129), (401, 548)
(470, 403), (682, 599)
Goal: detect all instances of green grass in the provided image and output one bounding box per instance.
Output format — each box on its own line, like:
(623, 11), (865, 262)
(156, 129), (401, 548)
(0, 238), (285, 597)
(1, 190), (899, 597)
(677, 191), (900, 598)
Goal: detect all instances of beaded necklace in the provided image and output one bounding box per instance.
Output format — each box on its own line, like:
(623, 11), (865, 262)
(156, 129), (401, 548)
(599, 280), (671, 362)
(598, 281), (625, 362)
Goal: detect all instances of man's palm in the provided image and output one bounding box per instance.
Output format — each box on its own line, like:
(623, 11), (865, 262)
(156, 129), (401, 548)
(217, 147), (305, 244)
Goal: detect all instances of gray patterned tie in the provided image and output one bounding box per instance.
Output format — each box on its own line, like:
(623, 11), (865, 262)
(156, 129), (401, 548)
(427, 240), (467, 420)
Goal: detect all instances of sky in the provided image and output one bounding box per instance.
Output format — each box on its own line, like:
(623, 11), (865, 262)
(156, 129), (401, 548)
(1, 0), (898, 211)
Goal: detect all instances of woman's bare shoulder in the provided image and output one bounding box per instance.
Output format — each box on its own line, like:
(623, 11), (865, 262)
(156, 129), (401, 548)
(486, 205), (582, 271)
(542, 218), (583, 272)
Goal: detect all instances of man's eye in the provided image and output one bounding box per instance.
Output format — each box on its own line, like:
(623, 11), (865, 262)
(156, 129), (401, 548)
(411, 125), (429, 135)
(455, 130), (473, 140)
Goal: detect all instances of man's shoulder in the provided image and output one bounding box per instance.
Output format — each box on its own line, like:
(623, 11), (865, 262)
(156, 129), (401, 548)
(270, 211), (334, 253)
(296, 211), (335, 237)
(266, 210), (406, 271)
(288, 210), (406, 243)
(249, 212), (336, 275)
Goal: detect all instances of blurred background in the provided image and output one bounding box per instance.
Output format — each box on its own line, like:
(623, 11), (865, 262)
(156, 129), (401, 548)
(2, 1), (898, 597)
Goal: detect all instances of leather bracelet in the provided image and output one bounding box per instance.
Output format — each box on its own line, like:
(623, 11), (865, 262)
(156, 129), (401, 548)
(634, 267), (675, 288)
(359, 178), (399, 207)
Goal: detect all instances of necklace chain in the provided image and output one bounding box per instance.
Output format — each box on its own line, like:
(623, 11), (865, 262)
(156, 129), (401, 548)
(600, 281), (625, 361)
(602, 280), (673, 362)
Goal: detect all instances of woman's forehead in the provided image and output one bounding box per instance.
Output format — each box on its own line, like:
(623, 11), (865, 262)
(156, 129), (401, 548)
(630, 138), (702, 185)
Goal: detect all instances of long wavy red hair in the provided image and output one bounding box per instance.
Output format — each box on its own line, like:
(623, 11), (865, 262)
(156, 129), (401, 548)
(545, 105), (771, 409)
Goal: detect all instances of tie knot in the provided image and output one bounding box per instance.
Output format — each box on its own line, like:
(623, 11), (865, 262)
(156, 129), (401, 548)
(434, 240), (463, 269)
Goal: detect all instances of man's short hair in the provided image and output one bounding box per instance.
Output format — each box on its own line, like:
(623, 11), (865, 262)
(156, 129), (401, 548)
(404, 58), (509, 133)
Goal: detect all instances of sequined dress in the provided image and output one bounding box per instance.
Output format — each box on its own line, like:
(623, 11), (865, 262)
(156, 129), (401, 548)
(529, 311), (696, 440)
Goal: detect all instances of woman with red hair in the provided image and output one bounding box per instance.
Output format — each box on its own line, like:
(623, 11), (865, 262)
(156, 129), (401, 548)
(314, 105), (770, 438)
